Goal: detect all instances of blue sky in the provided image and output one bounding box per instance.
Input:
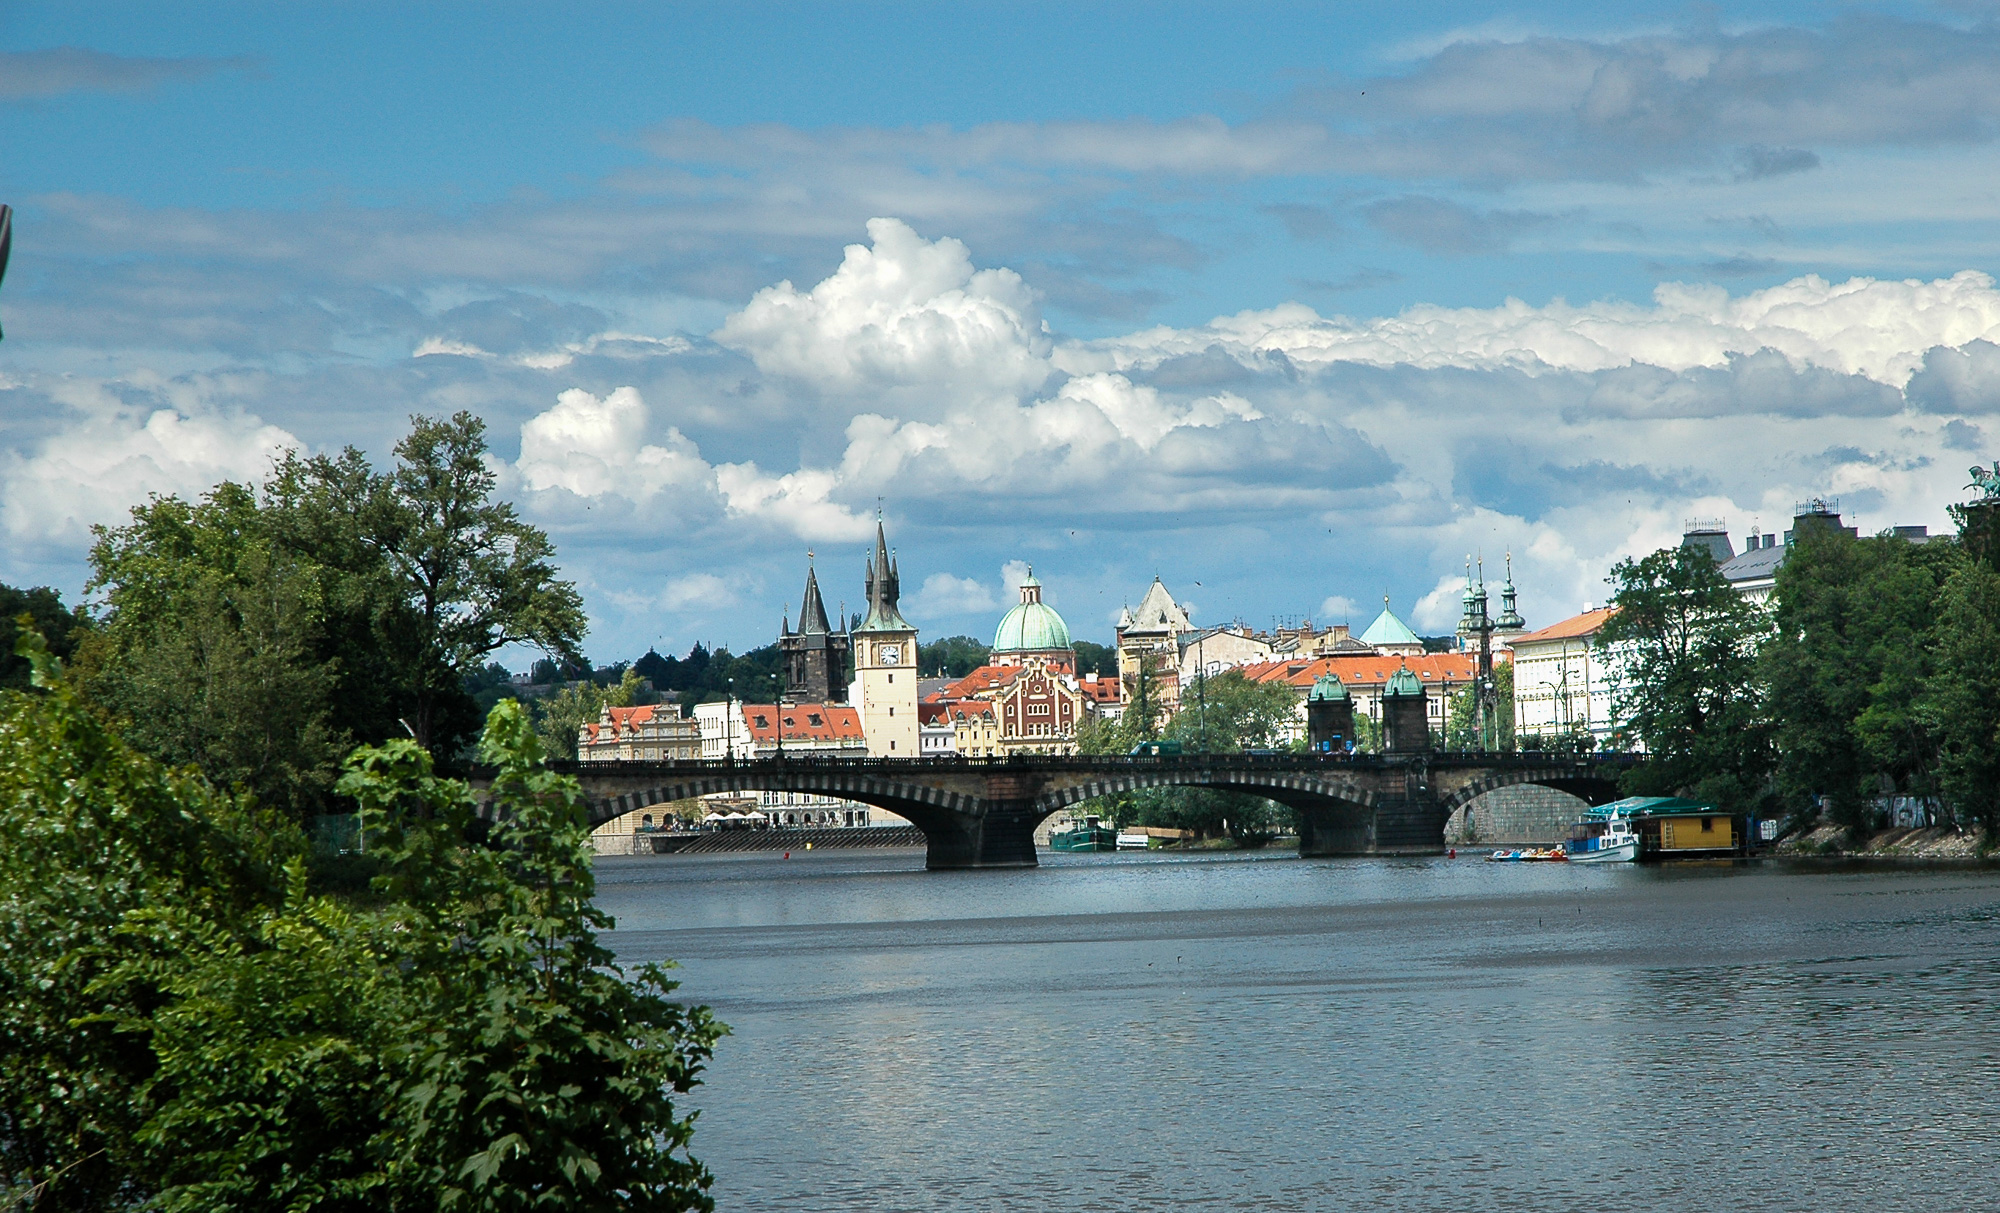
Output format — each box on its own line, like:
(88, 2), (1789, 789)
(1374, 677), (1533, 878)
(5, 1), (2000, 665)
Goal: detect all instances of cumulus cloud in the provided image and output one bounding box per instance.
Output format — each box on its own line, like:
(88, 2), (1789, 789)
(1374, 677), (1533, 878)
(1, 391), (297, 548)
(911, 572), (1000, 618)
(713, 218), (1053, 395)
(516, 386), (712, 500)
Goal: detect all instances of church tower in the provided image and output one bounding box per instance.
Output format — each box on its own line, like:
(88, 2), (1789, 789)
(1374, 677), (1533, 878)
(853, 515), (919, 757)
(778, 554), (850, 704)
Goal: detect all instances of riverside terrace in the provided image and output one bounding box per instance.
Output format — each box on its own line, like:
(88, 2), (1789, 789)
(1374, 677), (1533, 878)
(470, 752), (1640, 870)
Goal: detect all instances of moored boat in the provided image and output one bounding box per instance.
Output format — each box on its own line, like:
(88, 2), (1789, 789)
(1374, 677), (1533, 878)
(1486, 847), (1568, 862)
(1050, 815), (1118, 852)
(1115, 831), (1151, 851)
(1565, 810), (1640, 863)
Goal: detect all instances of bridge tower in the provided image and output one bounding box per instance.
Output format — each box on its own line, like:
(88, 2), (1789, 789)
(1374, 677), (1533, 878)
(854, 514), (919, 757)
(1306, 673), (1354, 752)
(1381, 663), (1430, 753)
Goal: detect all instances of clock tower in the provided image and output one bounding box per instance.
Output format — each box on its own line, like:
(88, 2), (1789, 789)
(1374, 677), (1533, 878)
(854, 514), (919, 757)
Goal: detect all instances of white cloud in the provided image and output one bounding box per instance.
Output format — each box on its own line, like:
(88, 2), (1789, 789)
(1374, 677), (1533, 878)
(910, 572), (1000, 617)
(1411, 575), (1468, 632)
(1065, 270), (2000, 388)
(1002, 560), (1033, 593)
(712, 217), (1053, 395)
(1318, 595), (1360, 622)
(660, 572), (737, 611)
(517, 386), (712, 500)
(1, 394), (297, 548)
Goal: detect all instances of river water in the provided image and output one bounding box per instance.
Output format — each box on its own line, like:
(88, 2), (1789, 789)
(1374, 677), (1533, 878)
(597, 849), (2000, 1212)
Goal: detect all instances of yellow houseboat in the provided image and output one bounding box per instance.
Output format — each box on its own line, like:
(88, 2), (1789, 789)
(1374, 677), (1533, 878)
(1585, 797), (1744, 859)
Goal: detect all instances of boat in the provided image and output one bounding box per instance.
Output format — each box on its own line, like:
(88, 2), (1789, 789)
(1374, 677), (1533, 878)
(1565, 811), (1641, 864)
(1115, 831), (1151, 851)
(1050, 815), (1118, 852)
(1486, 846), (1568, 862)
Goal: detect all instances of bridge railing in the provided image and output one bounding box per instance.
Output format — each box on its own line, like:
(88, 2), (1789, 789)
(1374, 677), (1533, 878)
(509, 750), (1632, 779)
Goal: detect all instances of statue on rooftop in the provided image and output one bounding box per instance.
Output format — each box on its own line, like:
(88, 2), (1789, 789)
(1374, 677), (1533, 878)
(1968, 462), (2000, 501)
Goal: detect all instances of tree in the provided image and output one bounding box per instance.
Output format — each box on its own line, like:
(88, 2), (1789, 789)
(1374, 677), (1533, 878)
(1922, 561), (2000, 834)
(0, 583), (86, 690)
(75, 484), (352, 820)
(1599, 545), (1774, 812)
(0, 634), (724, 1210)
(1130, 671), (1302, 845)
(917, 636), (989, 678)
(1763, 525), (1965, 831)
(375, 413), (587, 754)
(1072, 640), (1117, 678)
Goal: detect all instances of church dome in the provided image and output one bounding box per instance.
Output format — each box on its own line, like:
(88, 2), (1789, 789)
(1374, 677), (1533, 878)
(993, 570), (1073, 653)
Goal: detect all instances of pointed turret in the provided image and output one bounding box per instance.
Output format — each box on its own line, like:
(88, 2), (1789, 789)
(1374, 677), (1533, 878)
(1497, 552), (1525, 632)
(859, 515), (910, 632)
(798, 559), (832, 635)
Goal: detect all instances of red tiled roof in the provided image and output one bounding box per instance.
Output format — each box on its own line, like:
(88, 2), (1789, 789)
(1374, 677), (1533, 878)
(737, 702), (865, 743)
(1511, 607), (1617, 645)
(1078, 674), (1122, 704)
(942, 664), (1023, 699)
(583, 703), (680, 742)
(1239, 652), (1481, 690)
(945, 701), (996, 723)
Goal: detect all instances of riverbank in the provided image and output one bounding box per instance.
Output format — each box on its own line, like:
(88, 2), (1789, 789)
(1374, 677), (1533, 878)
(1776, 823), (1992, 862)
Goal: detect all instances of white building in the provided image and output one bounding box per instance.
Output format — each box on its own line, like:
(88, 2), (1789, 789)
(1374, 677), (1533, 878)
(577, 704), (701, 764)
(1510, 608), (1621, 745)
(691, 699), (905, 827)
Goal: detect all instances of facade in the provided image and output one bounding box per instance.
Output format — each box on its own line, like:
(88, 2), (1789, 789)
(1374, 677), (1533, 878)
(1509, 607), (1620, 745)
(578, 703), (701, 764)
(692, 699), (868, 759)
(930, 662), (1087, 755)
(1078, 670), (1123, 721)
(1116, 577), (1194, 711)
(777, 558), (850, 703)
(1240, 651), (1482, 741)
(1177, 625), (1281, 683)
(852, 518), (920, 757)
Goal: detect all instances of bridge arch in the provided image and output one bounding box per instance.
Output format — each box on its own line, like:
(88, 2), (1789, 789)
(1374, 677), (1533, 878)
(1437, 767), (1625, 816)
(581, 770), (980, 830)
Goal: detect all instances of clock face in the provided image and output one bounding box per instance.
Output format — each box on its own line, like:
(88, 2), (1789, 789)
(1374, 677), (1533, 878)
(879, 644), (901, 666)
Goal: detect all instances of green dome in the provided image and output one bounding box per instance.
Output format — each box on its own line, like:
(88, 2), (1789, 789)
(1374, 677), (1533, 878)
(993, 570), (1073, 653)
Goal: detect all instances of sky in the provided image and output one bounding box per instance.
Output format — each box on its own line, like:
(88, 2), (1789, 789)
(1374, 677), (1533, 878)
(5, 1), (2000, 666)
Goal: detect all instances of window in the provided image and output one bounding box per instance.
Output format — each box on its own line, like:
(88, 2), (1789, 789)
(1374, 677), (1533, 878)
(1701, 817), (1714, 833)
(809, 713), (823, 726)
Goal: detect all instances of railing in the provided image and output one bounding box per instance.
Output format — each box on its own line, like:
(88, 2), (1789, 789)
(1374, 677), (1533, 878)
(527, 750), (1627, 779)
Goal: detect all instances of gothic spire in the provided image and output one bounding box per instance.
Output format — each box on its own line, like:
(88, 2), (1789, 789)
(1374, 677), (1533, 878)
(798, 555), (832, 635)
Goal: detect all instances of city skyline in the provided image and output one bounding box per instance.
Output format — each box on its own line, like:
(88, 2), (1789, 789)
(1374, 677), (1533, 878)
(3, 3), (1996, 660)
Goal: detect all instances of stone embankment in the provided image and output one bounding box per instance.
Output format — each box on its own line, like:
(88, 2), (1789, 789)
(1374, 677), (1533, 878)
(1777, 824), (1988, 861)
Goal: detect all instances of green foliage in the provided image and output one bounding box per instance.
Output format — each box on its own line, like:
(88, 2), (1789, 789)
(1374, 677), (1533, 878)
(0, 583), (87, 689)
(634, 642), (783, 707)
(535, 667), (646, 760)
(1072, 640), (1117, 678)
(1127, 671), (1300, 843)
(1763, 526), (1966, 831)
(75, 415), (587, 798)
(0, 635), (723, 1211)
(916, 635), (990, 678)
(1599, 544), (1774, 812)
(1921, 561), (2000, 833)
(1443, 663), (1512, 751)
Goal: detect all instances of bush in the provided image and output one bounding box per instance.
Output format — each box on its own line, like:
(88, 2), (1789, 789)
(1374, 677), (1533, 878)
(0, 632), (724, 1211)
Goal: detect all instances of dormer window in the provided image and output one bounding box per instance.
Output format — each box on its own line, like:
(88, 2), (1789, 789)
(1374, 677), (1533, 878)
(808, 713), (823, 726)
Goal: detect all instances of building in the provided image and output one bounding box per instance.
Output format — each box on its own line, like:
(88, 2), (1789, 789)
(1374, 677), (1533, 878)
(1688, 500), (1931, 605)
(1357, 598), (1426, 657)
(777, 556), (850, 703)
(852, 516), (919, 757)
(577, 703), (701, 764)
(690, 698), (891, 827)
(991, 568), (1074, 671)
(1509, 607), (1620, 745)
(1177, 624), (1281, 683)
(1078, 670), (1123, 721)
(1116, 577), (1194, 710)
(1240, 651), (1482, 741)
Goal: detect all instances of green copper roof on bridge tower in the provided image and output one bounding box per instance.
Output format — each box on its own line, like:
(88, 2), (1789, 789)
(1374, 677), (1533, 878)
(1308, 672), (1349, 702)
(1383, 664), (1424, 698)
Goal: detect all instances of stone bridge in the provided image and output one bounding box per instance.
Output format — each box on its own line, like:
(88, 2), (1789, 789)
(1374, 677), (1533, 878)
(478, 752), (1637, 870)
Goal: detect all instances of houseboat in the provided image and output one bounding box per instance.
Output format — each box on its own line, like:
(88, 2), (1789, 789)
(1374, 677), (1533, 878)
(1565, 810), (1640, 863)
(1050, 815), (1118, 852)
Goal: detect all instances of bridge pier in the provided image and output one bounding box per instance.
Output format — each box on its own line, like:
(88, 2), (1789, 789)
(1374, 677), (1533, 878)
(918, 803), (1041, 870)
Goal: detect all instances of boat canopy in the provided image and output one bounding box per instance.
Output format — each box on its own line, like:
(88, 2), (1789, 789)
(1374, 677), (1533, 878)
(1584, 795), (1723, 820)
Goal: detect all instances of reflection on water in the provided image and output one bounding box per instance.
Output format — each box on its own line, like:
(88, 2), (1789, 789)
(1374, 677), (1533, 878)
(597, 850), (2000, 1212)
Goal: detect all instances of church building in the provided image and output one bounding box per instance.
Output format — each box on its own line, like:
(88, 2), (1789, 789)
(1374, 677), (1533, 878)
(777, 556), (851, 704)
(852, 517), (919, 757)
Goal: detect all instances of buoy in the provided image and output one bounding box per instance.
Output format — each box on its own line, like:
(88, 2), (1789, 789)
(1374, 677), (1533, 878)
(805, 841), (813, 851)
(784, 851), (791, 859)
(1448, 848), (1457, 859)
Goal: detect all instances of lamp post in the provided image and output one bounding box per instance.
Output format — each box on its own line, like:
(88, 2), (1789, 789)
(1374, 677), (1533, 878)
(772, 672), (785, 760)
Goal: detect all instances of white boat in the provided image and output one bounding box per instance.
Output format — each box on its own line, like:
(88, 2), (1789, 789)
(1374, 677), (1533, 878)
(1566, 812), (1640, 863)
(1115, 831), (1151, 851)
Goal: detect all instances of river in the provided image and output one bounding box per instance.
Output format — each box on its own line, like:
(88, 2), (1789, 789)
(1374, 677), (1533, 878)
(597, 848), (2000, 1212)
